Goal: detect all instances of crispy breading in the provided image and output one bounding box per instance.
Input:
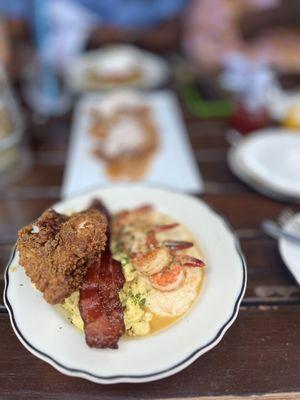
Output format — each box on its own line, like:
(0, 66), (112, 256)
(18, 208), (107, 304)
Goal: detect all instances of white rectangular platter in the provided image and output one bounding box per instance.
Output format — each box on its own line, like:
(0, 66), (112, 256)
(61, 90), (203, 198)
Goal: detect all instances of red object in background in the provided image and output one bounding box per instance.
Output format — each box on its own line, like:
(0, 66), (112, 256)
(230, 101), (270, 135)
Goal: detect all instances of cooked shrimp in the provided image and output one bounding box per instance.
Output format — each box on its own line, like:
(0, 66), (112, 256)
(113, 205), (205, 293)
(176, 254), (205, 267)
(149, 264), (185, 292)
(147, 253), (205, 292)
(114, 205), (154, 228)
(132, 247), (172, 276)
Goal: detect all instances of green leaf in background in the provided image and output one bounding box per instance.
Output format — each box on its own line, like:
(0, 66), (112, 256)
(179, 84), (233, 119)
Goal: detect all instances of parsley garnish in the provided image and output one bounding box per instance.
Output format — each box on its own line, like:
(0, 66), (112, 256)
(129, 291), (146, 308)
(140, 298), (146, 307)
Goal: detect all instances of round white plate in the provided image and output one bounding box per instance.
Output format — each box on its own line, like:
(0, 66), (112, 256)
(228, 129), (300, 200)
(279, 213), (300, 285)
(66, 45), (170, 91)
(228, 141), (300, 203)
(4, 186), (246, 384)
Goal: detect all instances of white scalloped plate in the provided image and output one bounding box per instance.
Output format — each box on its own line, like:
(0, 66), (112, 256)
(4, 186), (246, 384)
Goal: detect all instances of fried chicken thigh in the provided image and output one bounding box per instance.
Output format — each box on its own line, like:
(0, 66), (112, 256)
(18, 208), (107, 304)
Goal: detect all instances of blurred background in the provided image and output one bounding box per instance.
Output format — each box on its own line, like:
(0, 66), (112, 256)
(1, 0), (300, 194)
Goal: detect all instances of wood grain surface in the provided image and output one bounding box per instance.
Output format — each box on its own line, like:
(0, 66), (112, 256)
(1, 91), (300, 399)
(1, 306), (300, 399)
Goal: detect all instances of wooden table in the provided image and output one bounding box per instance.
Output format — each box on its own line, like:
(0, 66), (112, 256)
(1, 92), (300, 400)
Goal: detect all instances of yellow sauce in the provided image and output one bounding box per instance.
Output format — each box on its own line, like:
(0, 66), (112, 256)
(149, 313), (180, 333)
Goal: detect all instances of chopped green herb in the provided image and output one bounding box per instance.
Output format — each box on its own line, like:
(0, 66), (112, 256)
(140, 298), (146, 307)
(121, 256), (130, 266)
(128, 291), (146, 308)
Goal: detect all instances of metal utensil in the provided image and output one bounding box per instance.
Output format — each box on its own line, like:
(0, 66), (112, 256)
(262, 219), (300, 244)
(277, 208), (300, 229)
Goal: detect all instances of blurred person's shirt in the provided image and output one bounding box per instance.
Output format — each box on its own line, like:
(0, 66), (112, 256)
(0, 0), (188, 28)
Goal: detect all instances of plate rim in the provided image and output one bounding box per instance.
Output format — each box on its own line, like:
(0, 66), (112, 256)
(3, 187), (247, 384)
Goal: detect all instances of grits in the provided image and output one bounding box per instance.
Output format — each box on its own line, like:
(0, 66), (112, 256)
(146, 267), (203, 317)
(113, 208), (205, 335)
(135, 214), (204, 317)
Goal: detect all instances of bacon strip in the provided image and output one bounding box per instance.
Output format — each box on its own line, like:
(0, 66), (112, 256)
(79, 200), (125, 349)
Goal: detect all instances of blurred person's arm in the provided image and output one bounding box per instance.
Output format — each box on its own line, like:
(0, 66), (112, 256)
(182, 0), (243, 72)
(182, 0), (283, 71)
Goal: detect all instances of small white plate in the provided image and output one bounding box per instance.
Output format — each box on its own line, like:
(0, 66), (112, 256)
(279, 213), (300, 285)
(228, 129), (300, 200)
(66, 45), (170, 91)
(4, 186), (246, 384)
